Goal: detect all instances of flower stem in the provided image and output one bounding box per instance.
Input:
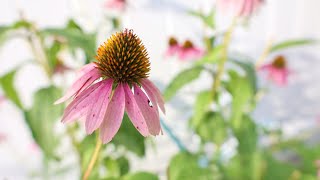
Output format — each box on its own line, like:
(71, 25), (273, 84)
(255, 38), (273, 68)
(82, 138), (102, 180)
(160, 118), (187, 151)
(211, 19), (236, 100)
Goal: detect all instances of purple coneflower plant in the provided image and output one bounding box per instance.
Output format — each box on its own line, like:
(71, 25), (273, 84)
(260, 55), (290, 86)
(55, 29), (165, 144)
(165, 38), (204, 61)
(217, 0), (263, 17)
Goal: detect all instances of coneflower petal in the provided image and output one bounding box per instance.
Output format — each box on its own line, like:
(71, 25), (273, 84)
(133, 84), (161, 135)
(85, 79), (113, 134)
(61, 81), (104, 123)
(54, 63), (100, 104)
(123, 84), (149, 136)
(100, 84), (125, 144)
(141, 79), (165, 114)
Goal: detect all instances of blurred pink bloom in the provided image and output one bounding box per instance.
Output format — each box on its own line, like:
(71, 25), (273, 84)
(165, 37), (180, 57)
(55, 30), (165, 144)
(104, 0), (126, 11)
(178, 40), (204, 61)
(217, 0), (263, 17)
(53, 60), (72, 75)
(0, 95), (5, 104)
(0, 133), (7, 143)
(260, 55), (289, 86)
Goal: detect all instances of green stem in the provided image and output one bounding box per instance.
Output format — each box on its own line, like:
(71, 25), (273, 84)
(211, 19), (237, 101)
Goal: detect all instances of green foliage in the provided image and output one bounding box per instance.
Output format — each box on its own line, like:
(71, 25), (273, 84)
(168, 152), (219, 180)
(123, 172), (159, 180)
(189, 10), (216, 29)
(24, 86), (64, 159)
(42, 26), (96, 62)
(234, 115), (257, 155)
(193, 112), (227, 146)
(0, 69), (23, 108)
(163, 66), (203, 101)
(112, 114), (146, 157)
(191, 90), (212, 128)
(270, 39), (317, 52)
(196, 45), (222, 65)
(46, 40), (62, 71)
(104, 156), (130, 178)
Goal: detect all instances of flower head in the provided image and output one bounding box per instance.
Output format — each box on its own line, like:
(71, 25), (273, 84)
(260, 55), (290, 86)
(104, 0), (126, 11)
(165, 38), (204, 61)
(217, 0), (263, 17)
(55, 29), (165, 143)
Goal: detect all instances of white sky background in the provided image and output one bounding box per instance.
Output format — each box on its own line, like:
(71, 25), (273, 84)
(0, 0), (320, 179)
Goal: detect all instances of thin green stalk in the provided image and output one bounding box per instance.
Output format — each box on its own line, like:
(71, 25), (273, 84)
(211, 19), (237, 101)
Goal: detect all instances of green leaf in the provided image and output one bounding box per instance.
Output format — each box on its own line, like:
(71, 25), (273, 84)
(191, 90), (212, 128)
(168, 152), (218, 180)
(112, 114), (146, 157)
(46, 41), (62, 71)
(230, 59), (258, 93)
(42, 28), (96, 62)
(0, 69), (23, 108)
(196, 45), (223, 65)
(189, 10), (215, 29)
(24, 86), (63, 159)
(103, 156), (129, 178)
(163, 66), (203, 101)
(270, 39), (317, 52)
(226, 70), (254, 129)
(123, 172), (158, 180)
(234, 115), (257, 155)
(66, 19), (83, 32)
(193, 112), (227, 145)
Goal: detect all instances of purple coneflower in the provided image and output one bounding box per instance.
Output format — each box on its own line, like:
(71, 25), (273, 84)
(104, 0), (126, 11)
(55, 29), (165, 143)
(165, 37), (180, 57)
(178, 40), (204, 61)
(260, 55), (289, 86)
(217, 0), (263, 17)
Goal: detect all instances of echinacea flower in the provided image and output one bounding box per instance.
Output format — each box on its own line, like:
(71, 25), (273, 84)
(55, 29), (165, 143)
(217, 0), (263, 17)
(260, 55), (289, 86)
(178, 40), (204, 61)
(165, 37), (180, 57)
(104, 0), (126, 11)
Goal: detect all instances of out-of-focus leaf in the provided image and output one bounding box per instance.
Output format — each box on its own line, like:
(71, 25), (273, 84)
(46, 41), (62, 71)
(189, 10), (215, 29)
(112, 114), (146, 157)
(103, 156), (129, 178)
(24, 86), (63, 159)
(123, 172), (158, 180)
(234, 115), (257, 155)
(191, 90), (211, 128)
(262, 153), (296, 180)
(163, 66), (203, 101)
(11, 20), (32, 29)
(196, 45), (222, 65)
(0, 69), (23, 108)
(66, 19), (83, 32)
(226, 70), (253, 129)
(193, 112), (227, 145)
(230, 59), (258, 93)
(42, 28), (96, 61)
(168, 152), (218, 180)
(270, 39), (317, 52)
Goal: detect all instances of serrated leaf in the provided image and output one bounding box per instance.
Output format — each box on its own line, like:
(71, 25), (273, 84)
(24, 86), (63, 159)
(123, 172), (158, 180)
(0, 69), (23, 108)
(270, 39), (317, 52)
(164, 66), (203, 101)
(112, 114), (146, 157)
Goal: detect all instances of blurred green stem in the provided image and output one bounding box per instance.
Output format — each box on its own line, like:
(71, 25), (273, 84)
(211, 19), (236, 100)
(83, 137), (102, 180)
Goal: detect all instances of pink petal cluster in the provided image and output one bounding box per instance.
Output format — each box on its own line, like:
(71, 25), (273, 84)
(104, 0), (126, 11)
(259, 56), (289, 86)
(55, 63), (165, 144)
(0, 95), (5, 105)
(217, 0), (263, 17)
(165, 38), (204, 61)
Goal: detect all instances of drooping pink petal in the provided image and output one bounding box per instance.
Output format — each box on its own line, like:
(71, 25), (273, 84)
(133, 84), (161, 135)
(165, 45), (181, 57)
(141, 79), (165, 114)
(104, 0), (125, 11)
(61, 81), (104, 123)
(178, 47), (204, 61)
(85, 79), (113, 134)
(54, 63), (100, 104)
(123, 84), (149, 136)
(100, 84), (125, 144)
